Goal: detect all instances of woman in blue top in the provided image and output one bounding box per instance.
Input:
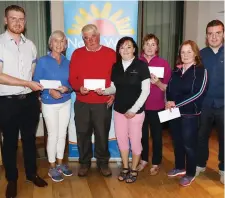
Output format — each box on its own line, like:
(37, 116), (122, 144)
(33, 30), (73, 182)
(166, 40), (208, 187)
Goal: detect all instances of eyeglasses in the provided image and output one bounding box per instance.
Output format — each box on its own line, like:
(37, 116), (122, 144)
(8, 17), (25, 23)
(82, 34), (97, 41)
(207, 31), (223, 38)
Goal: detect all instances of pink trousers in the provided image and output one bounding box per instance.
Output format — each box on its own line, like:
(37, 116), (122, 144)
(114, 111), (145, 155)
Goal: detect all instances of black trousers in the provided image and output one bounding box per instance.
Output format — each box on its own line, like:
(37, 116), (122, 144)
(170, 115), (199, 177)
(141, 109), (163, 165)
(197, 106), (224, 171)
(74, 100), (112, 166)
(0, 92), (40, 181)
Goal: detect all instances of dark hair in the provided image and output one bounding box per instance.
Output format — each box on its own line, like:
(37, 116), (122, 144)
(116, 36), (138, 62)
(206, 20), (224, 33)
(176, 40), (203, 67)
(142, 33), (159, 54)
(5, 5), (26, 17)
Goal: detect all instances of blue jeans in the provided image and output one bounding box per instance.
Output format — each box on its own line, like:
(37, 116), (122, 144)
(197, 106), (224, 171)
(169, 115), (199, 177)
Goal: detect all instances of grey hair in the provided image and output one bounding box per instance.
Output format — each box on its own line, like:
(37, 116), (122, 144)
(81, 24), (99, 36)
(48, 30), (67, 50)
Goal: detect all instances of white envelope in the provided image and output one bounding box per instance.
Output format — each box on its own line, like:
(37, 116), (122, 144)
(149, 66), (164, 78)
(40, 80), (62, 89)
(158, 108), (181, 123)
(84, 79), (106, 90)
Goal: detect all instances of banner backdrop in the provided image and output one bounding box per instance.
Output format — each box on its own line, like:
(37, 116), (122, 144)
(64, 1), (138, 161)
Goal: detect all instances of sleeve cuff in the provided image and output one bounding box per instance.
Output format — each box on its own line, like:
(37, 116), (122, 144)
(32, 59), (37, 64)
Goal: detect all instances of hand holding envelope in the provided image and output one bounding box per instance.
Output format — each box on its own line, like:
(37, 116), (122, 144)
(165, 101), (176, 110)
(57, 86), (69, 94)
(95, 88), (104, 95)
(49, 89), (62, 99)
(150, 73), (160, 84)
(80, 86), (90, 95)
(40, 80), (68, 99)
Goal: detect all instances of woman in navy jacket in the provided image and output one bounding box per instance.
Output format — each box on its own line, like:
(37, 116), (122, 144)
(166, 40), (208, 187)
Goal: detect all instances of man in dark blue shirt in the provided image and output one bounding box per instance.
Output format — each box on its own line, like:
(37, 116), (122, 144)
(195, 20), (224, 184)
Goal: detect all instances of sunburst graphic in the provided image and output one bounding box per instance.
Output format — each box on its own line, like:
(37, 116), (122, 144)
(68, 2), (134, 36)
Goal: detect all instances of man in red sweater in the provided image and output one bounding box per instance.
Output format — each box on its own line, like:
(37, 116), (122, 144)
(69, 24), (116, 177)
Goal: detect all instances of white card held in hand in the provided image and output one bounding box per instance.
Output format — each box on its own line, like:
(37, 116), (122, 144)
(158, 108), (181, 123)
(149, 66), (164, 78)
(84, 79), (106, 90)
(40, 80), (62, 89)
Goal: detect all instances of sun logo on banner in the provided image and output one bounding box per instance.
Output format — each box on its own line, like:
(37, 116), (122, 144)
(67, 2), (134, 36)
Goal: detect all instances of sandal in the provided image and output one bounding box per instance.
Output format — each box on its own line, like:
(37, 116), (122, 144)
(137, 160), (148, 172)
(118, 168), (130, 181)
(126, 170), (138, 183)
(149, 165), (160, 176)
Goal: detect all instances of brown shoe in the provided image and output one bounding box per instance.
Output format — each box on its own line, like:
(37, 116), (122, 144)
(78, 164), (90, 177)
(99, 165), (112, 177)
(6, 181), (17, 198)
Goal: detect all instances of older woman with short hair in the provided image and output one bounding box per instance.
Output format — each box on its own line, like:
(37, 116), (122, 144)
(166, 40), (208, 186)
(33, 30), (73, 182)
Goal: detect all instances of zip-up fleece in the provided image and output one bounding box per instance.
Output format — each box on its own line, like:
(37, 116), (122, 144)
(166, 65), (208, 115)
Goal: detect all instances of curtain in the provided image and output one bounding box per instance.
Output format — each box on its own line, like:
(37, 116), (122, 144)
(0, 1), (48, 57)
(138, 1), (184, 68)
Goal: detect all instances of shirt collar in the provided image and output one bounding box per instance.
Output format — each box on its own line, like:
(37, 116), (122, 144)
(139, 52), (158, 63)
(47, 51), (66, 61)
(4, 30), (26, 43)
(85, 45), (102, 52)
(122, 57), (135, 64)
(208, 44), (224, 54)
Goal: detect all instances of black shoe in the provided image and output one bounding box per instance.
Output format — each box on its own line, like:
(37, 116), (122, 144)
(6, 181), (17, 198)
(26, 174), (48, 187)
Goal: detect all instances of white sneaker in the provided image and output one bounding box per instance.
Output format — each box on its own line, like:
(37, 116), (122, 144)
(195, 166), (206, 176)
(219, 170), (224, 184)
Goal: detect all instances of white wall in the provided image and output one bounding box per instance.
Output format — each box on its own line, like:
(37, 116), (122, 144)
(183, 1), (224, 49)
(183, 1), (199, 43)
(50, 0), (64, 32)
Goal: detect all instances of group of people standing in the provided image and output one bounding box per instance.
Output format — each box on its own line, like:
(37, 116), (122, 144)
(0, 5), (223, 198)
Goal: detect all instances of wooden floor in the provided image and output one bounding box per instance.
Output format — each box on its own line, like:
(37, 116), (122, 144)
(0, 131), (224, 198)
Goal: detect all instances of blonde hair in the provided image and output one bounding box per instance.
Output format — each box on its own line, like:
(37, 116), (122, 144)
(81, 24), (99, 36)
(48, 30), (67, 51)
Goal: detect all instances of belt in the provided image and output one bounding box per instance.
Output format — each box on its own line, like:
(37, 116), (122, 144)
(0, 92), (35, 100)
